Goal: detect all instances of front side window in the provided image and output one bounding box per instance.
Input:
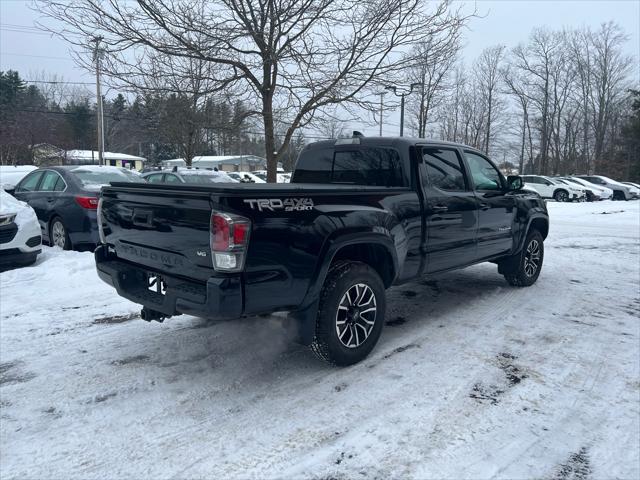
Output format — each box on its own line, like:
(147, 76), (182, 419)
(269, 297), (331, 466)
(422, 147), (466, 191)
(465, 151), (503, 191)
(16, 171), (44, 192)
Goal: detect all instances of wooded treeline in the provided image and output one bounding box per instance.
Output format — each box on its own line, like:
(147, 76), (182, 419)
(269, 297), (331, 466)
(0, 70), (306, 168)
(2, 0), (638, 181)
(406, 22), (638, 180)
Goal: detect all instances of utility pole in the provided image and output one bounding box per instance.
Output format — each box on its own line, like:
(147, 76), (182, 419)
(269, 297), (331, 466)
(385, 83), (423, 137)
(92, 36), (105, 166)
(378, 92), (386, 136)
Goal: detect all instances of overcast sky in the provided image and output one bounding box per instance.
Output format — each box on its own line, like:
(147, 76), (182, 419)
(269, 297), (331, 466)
(1, 0), (639, 137)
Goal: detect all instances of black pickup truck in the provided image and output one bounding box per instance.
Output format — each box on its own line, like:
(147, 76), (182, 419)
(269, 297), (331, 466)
(95, 136), (549, 365)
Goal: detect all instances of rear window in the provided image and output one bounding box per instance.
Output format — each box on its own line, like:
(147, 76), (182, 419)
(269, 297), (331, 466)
(293, 147), (405, 187)
(71, 168), (142, 187)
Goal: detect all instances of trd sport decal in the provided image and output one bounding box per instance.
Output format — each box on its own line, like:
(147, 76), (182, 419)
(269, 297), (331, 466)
(243, 198), (314, 212)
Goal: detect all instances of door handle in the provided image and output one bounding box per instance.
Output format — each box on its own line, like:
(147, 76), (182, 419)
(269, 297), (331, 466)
(479, 203), (490, 211)
(46, 197), (55, 203)
(432, 205), (448, 213)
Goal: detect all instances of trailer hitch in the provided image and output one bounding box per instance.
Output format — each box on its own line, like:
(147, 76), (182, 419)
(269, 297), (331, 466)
(140, 307), (169, 323)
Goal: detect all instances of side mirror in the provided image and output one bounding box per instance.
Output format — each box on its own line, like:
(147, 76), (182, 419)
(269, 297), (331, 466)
(507, 175), (523, 191)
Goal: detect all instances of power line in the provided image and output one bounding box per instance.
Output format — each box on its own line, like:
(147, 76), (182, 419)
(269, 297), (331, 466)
(24, 79), (94, 86)
(1, 52), (74, 61)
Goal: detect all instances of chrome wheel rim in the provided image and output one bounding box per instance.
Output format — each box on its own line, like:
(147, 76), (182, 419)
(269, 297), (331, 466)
(335, 283), (377, 348)
(524, 239), (541, 277)
(52, 221), (66, 248)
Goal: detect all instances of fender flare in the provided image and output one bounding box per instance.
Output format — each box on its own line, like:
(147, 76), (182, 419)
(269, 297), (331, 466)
(292, 232), (399, 345)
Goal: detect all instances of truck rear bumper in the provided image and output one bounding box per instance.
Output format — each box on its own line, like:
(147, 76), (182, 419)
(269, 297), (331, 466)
(95, 245), (243, 319)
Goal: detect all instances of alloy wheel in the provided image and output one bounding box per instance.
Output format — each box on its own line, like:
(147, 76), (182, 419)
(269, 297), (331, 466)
(52, 221), (66, 249)
(524, 239), (541, 277)
(335, 283), (377, 348)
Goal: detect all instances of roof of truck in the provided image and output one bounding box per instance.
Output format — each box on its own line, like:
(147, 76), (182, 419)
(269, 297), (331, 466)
(303, 136), (482, 153)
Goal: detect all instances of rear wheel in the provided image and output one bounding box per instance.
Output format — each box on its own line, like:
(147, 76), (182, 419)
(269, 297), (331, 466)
(553, 189), (569, 202)
(310, 261), (385, 366)
(50, 218), (71, 250)
(501, 230), (544, 287)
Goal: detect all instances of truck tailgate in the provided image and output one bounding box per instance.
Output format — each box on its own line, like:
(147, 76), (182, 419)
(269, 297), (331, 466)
(100, 185), (214, 282)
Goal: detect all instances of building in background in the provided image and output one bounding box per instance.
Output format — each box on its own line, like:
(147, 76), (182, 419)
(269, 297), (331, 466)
(161, 155), (270, 172)
(31, 145), (146, 170)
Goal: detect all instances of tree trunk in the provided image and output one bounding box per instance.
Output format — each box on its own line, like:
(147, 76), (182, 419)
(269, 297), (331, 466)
(263, 94), (277, 183)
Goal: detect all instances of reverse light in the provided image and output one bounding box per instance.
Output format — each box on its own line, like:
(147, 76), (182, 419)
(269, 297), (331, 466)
(97, 197), (106, 244)
(210, 211), (251, 272)
(75, 196), (99, 209)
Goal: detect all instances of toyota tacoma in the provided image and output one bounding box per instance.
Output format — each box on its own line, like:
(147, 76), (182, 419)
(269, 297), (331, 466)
(95, 135), (549, 365)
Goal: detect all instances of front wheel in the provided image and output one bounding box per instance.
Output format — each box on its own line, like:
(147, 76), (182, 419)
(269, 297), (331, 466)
(500, 230), (544, 287)
(310, 261), (386, 366)
(553, 190), (569, 202)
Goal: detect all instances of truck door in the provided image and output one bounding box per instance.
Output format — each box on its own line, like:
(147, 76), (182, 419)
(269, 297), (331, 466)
(463, 150), (516, 259)
(419, 146), (479, 273)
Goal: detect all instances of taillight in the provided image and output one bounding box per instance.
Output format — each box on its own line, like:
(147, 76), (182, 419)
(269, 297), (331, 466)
(96, 197), (106, 244)
(75, 196), (99, 209)
(210, 211), (251, 272)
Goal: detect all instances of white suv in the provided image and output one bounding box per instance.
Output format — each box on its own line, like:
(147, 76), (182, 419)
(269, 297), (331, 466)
(521, 175), (585, 202)
(576, 175), (634, 201)
(566, 177), (613, 200)
(0, 189), (42, 269)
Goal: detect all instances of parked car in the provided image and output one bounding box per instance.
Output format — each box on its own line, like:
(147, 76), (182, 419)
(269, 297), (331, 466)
(142, 168), (238, 184)
(574, 175), (634, 200)
(96, 135), (549, 365)
(226, 172), (267, 183)
(0, 165), (37, 190)
(550, 178), (588, 201)
(521, 175), (584, 202)
(0, 188), (42, 269)
(621, 182), (640, 199)
(565, 177), (613, 200)
(11, 166), (143, 250)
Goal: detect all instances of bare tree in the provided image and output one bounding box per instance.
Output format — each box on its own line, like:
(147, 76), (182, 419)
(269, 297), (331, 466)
(406, 24), (463, 138)
(588, 22), (633, 171)
(475, 45), (506, 155)
(37, 0), (471, 181)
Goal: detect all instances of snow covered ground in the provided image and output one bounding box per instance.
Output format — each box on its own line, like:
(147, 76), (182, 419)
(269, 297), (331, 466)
(1, 200), (639, 479)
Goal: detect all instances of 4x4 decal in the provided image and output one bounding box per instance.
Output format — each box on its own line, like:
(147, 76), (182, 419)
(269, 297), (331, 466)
(243, 198), (314, 212)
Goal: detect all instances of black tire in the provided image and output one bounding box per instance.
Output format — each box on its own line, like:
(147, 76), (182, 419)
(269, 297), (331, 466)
(310, 261), (386, 366)
(553, 189), (569, 202)
(50, 217), (71, 250)
(613, 190), (627, 201)
(501, 229), (544, 287)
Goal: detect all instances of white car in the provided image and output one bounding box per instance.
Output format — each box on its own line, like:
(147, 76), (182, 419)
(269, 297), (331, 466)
(521, 175), (585, 202)
(575, 175), (634, 201)
(227, 172), (267, 183)
(0, 188), (42, 269)
(0, 165), (37, 190)
(621, 182), (640, 199)
(565, 177), (613, 200)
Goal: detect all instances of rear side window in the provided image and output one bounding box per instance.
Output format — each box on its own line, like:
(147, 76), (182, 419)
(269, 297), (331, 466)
(16, 171), (44, 192)
(164, 174), (181, 183)
(145, 174), (165, 183)
(40, 171), (64, 192)
(293, 147), (405, 187)
(422, 147), (466, 191)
